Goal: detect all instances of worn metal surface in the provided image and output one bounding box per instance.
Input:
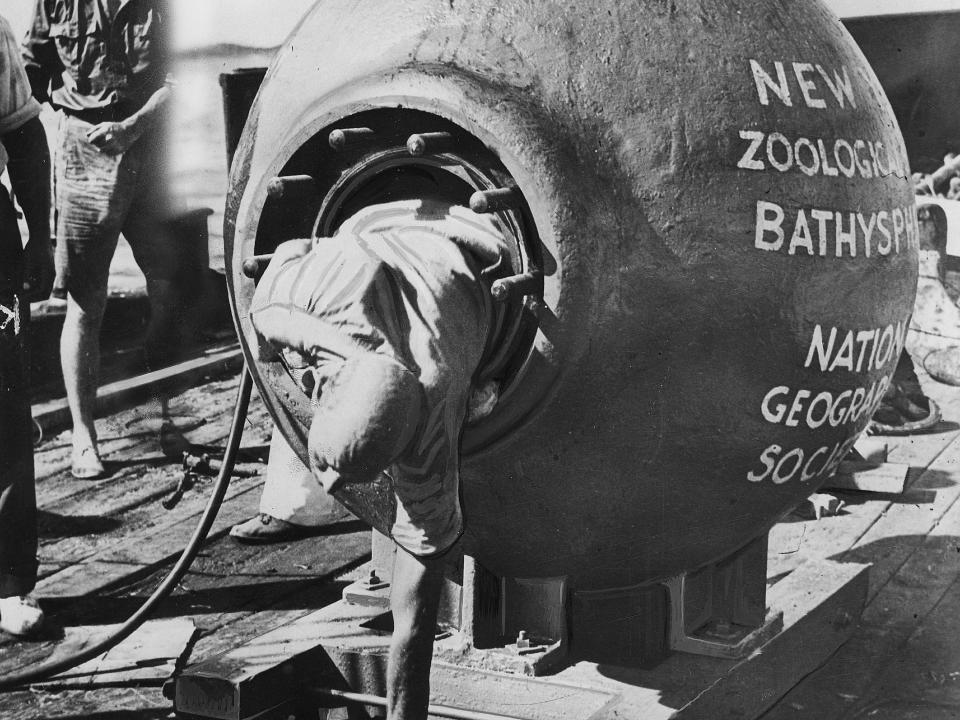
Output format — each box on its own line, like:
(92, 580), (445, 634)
(224, 0), (918, 589)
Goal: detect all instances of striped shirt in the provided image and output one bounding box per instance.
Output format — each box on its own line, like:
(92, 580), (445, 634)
(250, 199), (508, 555)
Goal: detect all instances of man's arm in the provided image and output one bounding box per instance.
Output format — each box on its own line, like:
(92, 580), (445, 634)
(3, 117), (53, 300)
(21, 0), (60, 104)
(87, 84), (170, 156)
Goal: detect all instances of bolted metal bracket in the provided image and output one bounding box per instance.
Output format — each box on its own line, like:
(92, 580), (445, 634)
(342, 567), (391, 608)
(662, 573), (784, 660)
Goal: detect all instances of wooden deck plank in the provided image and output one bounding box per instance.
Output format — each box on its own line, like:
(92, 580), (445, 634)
(837, 432), (960, 602)
(33, 376), (268, 508)
(768, 383), (960, 585)
(35, 482), (266, 598)
(760, 470), (960, 720)
(110, 522), (371, 665)
(31, 346), (244, 438)
(850, 566), (960, 715)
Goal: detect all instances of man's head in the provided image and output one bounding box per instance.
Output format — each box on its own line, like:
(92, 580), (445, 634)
(309, 353), (423, 493)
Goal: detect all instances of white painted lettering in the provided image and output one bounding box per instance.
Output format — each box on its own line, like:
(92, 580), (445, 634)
(773, 448), (804, 484)
(789, 209), (814, 256)
(738, 130), (766, 170)
(844, 387), (866, 424)
(853, 139), (873, 178)
(833, 139), (857, 178)
(785, 389), (812, 428)
(793, 62), (827, 108)
(828, 331), (855, 372)
(755, 201), (785, 251)
(762, 386), (791, 423)
(876, 211), (891, 255)
(811, 209), (832, 255)
(817, 138), (839, 176)
(870, 141), (889, 178)
(815, 64), (856, 109)
(854, 330), (875, 372)
(829, 391), (852, 426)
(892, 208), (904, 253)
(747, 444), (781, 482)
(750, 59), (792, 106)
(795, 137), (821, 176)
(857, 212), (875, 258)
(876, 325), (894, 368)
(806, 392), (833, 429)
(801, 446), (830, 482)
(767, 132), (793, 171)
(805, 324), (837, 372)
(836, 212), (857, 257)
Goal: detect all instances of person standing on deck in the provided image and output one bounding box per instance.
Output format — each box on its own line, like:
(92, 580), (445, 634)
(22, 0), (179, 479)
(0, 11), (55, 636)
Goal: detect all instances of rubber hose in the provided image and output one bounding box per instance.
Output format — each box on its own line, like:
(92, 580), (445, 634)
(0, 368), (254, 691)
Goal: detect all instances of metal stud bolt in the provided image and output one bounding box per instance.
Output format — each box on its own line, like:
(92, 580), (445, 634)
(516, 630), (530, 649)
(328, 126), (375, 151)
(491, 270), (542, 302)
(266, 174), (317, 201)
(242, 253), (275, 278)
(406, 132), (454, 156)
(469, 187), (521, 214)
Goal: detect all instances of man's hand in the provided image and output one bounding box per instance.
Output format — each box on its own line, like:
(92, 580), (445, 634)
(21, 237), (54, 302)
(86, 120), (141, 155)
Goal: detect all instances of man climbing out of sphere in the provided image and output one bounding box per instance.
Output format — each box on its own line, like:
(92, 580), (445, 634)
(247, 194), (507, 719)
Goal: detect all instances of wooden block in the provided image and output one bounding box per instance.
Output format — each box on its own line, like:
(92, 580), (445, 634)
(34, 618), (195, 689)
(852, 436), (888, 463)
(824, 461), (910, 494)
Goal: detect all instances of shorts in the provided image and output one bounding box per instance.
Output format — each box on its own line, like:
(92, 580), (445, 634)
(54, 114), (176, 300)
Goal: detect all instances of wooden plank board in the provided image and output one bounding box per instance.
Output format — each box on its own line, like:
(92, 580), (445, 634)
(824, 460), (910, 494)
(767, 498), (890, 580)
(769, 385), (960, 584)
(837, 436), (960, 602)
(31, 346), (244, 437)
(114, 518), (370, 662)
(33, 376), (269, 506)
(32, 378), (272, 585)
(33, 618), (196, 689)
(34, 482), (266, 598)
(760, 474), (960, 720)
(851, 571), (960, 714)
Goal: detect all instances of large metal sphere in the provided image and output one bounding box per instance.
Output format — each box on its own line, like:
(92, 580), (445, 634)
(226, 0), (918, 590)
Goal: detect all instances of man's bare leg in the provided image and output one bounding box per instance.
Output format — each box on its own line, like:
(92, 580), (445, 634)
(61, 285), (108, 475)
(388, 547), (444, 720)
